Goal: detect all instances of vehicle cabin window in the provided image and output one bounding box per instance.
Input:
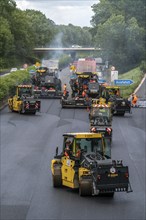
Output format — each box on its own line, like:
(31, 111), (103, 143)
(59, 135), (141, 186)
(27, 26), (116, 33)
(103, 138), (111, 158)
(18, 87), (32, 96)
(91, 108), (109, 117)
(63, 137), (74, 151)
(75, 138), (103, 154)
(107, 88), (117, 96)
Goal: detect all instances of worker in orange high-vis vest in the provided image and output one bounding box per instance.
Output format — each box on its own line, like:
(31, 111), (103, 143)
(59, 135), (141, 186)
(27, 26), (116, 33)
(64, 140), (72, 158)
(132, 93), (138, 107)
(82, 90), (87, 98)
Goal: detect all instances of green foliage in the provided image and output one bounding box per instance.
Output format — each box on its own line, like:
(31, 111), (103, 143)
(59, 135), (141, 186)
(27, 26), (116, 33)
(118, 67), (144, 98)
(140, 60), (146, 73)
(0, 0), (16, 18)
(58, 24), (92, 47)
(59, 54), (72, 69)
(0, 0), (145, 74)
(25, 10), (56, 47)
(0, 17), (15, 57)
(91, 0), (146, 73)
(0, 71), (30, 101)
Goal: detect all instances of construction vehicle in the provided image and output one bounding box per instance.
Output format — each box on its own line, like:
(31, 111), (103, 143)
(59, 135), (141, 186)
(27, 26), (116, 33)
(69, 73), (99, 99)
(76, 58), (99, 98)
(32, 66), (62, 98)
(89, 100), (112, 125)
(100, 85), (131, 116)
(61, 95), (91, 108)
(61, 58), (99, 108)
(89, 100), (113, 143)
(51, 132), (132, 196)
(8, 85), (41, 114)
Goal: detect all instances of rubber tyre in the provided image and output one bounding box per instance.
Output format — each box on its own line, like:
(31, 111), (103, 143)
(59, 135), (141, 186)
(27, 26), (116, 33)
(108, 192), (114, 197)
(19, 109), (22, 114)
(117, 112), (125, 116)
(52, 174), (62, 188)
(9, 105), (13, 112)
(79, 180), (92, 196)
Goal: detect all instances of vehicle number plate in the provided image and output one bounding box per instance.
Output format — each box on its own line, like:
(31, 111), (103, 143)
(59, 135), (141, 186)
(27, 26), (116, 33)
(108, 173), (118, 177)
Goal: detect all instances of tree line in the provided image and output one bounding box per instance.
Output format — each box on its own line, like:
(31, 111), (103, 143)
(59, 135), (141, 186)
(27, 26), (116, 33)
(0, 0), (145, 73)
(90, 0), (146, 73)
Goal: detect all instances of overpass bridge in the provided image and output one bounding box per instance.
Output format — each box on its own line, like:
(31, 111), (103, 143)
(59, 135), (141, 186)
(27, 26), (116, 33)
(33, 47), (102, 52)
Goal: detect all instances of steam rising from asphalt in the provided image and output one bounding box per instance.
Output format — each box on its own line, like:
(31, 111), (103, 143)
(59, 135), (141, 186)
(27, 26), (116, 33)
(45, 32), (64, 59)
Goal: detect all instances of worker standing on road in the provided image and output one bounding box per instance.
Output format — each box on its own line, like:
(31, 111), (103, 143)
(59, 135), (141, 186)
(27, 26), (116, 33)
(63, 83), (69, 99)
(132, 93), (138, 107)
(63, 83), (67, 91)
(82, 89), (87, 98)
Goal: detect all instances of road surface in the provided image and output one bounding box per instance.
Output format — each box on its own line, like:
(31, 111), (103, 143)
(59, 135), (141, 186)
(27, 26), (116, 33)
(1, 68), (145, 220)
(1, 105), (145, 220)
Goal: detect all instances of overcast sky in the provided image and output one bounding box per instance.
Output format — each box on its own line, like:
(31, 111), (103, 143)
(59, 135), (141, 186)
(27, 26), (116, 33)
(15, 0), (99, 27)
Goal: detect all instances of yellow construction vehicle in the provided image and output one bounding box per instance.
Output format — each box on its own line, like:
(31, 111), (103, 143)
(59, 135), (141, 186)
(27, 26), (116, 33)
(99, 85), (131, 116)
(8, 85), (41, 114)
(51, 132), (132, 196)
(89, 101), (113, 144)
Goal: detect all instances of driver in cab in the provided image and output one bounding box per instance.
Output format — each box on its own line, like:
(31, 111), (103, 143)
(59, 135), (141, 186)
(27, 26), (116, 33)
(64, 140), (72, 158)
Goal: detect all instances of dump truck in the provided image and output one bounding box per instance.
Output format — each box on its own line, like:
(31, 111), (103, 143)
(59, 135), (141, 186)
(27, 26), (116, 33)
(51, 132), (132, 197)
(32, 66), (62, 98)
(100, 85), (131, 116)
(8, 85), (41, 114)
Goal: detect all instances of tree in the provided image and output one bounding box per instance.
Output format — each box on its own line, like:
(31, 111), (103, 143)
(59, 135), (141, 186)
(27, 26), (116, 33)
(0, 17), (15, 67)
(93, 15), (145, 72)
(25, 10), (56, 47)
(0, 0), (16, 18)
(91, 0), (146, 72)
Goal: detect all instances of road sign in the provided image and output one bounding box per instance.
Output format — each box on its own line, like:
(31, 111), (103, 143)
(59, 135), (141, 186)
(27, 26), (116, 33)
(111, 70), (118, 82)
(114, 79), (134, 85)
(98, 79), (106, 84)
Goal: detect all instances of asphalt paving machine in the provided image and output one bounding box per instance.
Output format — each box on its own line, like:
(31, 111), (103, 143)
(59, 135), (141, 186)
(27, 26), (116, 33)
(51, 132), (132, 197)
(61, 58), (99, 108)
(61, 95), (91, 108)
(32, 66), (62, 98)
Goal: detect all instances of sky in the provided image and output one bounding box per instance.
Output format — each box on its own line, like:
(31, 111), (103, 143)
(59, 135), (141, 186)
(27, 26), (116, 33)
(15, 0), (99, 27)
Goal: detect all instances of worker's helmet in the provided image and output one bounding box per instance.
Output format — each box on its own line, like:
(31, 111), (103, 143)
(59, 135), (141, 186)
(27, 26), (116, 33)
(66, 139), (71, 144)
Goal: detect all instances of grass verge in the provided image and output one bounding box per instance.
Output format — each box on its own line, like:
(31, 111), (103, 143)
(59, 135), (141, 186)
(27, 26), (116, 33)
(118, 67), (144, 98)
